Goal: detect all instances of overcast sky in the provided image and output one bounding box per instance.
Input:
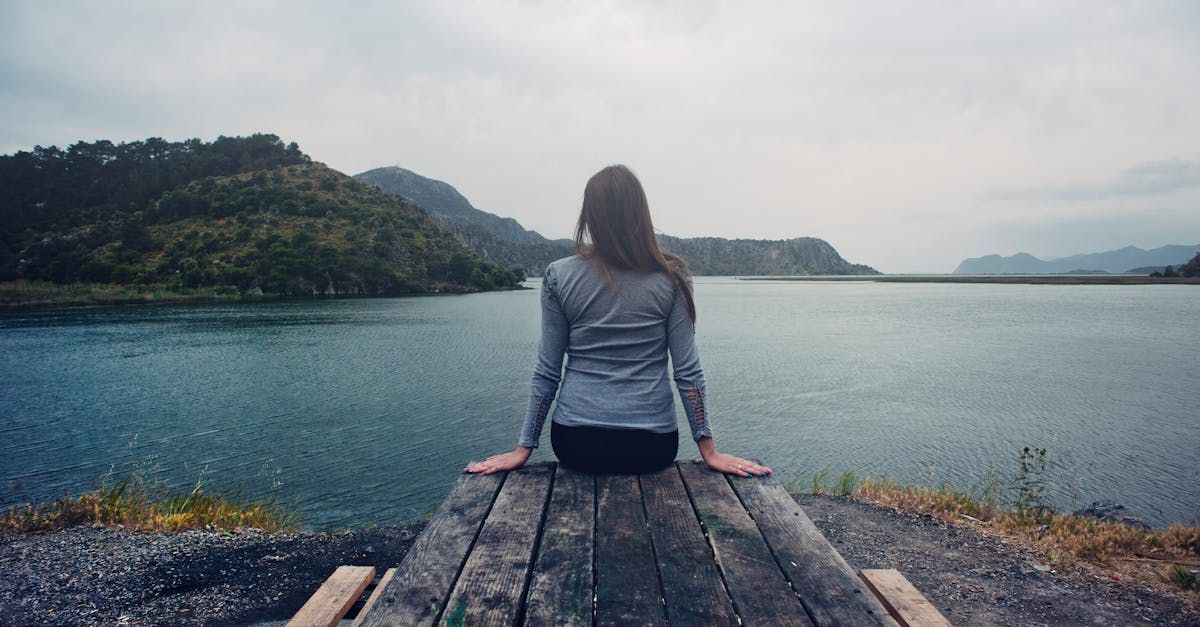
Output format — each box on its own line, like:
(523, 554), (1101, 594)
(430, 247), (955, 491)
(2, 1), (1197, 272)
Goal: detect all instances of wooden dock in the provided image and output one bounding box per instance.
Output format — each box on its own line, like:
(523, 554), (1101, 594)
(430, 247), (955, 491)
(291, 460), (951, 626)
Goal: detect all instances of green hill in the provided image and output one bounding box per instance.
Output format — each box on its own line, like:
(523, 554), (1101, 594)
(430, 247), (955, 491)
(0, 135), (520, 304)
(655, 235), (879, 275)
(355, 166), (571, 276)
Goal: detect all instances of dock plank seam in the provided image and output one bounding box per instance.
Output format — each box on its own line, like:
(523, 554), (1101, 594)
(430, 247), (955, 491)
(428, 470), (510, 627)
(636, 474), (673, 626)
(722, 471), (819, 626)
(674, 462), (745, 626)
(590, 473), (598, 626)
(517, 462), (559, 625)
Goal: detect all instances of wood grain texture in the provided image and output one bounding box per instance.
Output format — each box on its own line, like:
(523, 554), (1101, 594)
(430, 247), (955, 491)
(729, 474), (894, 626)
(442, 463), (555, 626)
(356, 472), (505, 627)
(288, 565), (375, 627)
(524, 466), (595, 626)
(678, 461), (813, 626)
(595, 473), (668, 627)
(350, 568), (396, 627)
(639, 464), (739, 626)
(860, 569), (952, 627)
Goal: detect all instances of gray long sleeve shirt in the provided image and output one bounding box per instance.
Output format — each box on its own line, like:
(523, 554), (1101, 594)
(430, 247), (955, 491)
(518, 255), (713, 448)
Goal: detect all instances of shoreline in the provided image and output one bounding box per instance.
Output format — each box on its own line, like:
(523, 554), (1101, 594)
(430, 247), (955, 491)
(2, 494), (1195, 626)
(0, 280), (531, 312)
(738, 274), (1200, 285)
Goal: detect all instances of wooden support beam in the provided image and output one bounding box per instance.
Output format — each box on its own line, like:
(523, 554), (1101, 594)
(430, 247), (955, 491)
(288, 565), (375, 627)
(350, 568), (396, 627)
(860, 569), (952, 627)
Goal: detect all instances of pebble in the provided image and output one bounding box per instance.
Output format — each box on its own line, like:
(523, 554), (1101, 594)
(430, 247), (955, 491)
(0, 522), (424, 625)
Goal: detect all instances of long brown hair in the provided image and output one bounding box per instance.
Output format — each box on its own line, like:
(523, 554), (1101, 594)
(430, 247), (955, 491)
(573, 165), (696, 323)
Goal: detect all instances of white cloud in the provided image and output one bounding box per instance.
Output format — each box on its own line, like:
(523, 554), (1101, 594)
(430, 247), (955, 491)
(1, 1), (1198, 272)
(987, 159), (1200, 200)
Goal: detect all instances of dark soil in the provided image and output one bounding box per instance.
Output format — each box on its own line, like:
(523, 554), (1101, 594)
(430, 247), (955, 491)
(0, 523), (424, 626)
(796, 493), (1199, 626)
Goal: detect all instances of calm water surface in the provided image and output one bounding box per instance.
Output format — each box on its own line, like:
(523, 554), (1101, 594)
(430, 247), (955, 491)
(2, 278), (1197, 528)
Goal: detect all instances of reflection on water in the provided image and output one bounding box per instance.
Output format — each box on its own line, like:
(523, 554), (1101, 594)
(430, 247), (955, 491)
(1, 279), (1197, 528)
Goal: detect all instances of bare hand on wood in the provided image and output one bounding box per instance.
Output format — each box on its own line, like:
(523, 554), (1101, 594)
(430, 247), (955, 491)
(465, 446), (531, 475)
(697, 436), (772, 477)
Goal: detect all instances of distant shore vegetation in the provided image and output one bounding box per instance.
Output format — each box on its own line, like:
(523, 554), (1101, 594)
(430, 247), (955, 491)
(0, 134), (522, 308)
(1149, 252), (1200, 279)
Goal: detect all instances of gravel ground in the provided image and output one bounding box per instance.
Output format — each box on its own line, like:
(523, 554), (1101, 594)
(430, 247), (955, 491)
(0, 523), (424, 626)
(797, 493), (1199, 626)
(2, 497), (1196, 626)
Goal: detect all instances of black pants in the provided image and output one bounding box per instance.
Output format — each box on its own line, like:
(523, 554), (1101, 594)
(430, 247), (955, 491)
(551, 420), (679, 474)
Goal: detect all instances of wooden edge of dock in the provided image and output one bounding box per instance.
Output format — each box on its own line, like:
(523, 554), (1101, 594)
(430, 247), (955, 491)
(860, 568), (953, 627)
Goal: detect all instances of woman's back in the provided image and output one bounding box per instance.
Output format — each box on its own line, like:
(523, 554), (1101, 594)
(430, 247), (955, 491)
(467, 164), (770, 479)
(546, 254), (689, 432)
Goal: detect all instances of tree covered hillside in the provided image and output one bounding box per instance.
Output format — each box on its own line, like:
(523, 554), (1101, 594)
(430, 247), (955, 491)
(656, 235), (879, 275)
(356, 165), (571, 276)
(0, 135), (520, 297)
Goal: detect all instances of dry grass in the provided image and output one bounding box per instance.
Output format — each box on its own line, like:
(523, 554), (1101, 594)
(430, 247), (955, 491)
(798, 470), (1200, 611)
(1, 473), (297, 534)
(855, 476), (1001, 523)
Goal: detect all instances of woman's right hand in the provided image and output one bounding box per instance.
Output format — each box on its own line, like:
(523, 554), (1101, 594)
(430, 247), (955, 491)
(465, 446), (532, 475)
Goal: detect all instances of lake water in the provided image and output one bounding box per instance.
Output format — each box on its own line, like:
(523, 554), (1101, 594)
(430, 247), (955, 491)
(1, 278), (1197, 528)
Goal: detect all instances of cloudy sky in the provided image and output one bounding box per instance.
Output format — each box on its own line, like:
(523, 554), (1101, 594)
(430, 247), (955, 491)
(2, 1), (1197, 272)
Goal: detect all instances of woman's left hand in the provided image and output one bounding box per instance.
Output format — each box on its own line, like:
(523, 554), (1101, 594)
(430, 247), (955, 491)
(465, 446), (532, 475)
(703, 451), (772, 477)
(696, 436), (772, 477)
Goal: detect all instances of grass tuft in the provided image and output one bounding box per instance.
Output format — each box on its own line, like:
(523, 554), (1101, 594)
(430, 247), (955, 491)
(1, 471), (297, 534)
(1167, 564), (1198, 590)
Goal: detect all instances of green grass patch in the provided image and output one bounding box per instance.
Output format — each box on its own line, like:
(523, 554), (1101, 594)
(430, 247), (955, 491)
(0, 279), (265, 310)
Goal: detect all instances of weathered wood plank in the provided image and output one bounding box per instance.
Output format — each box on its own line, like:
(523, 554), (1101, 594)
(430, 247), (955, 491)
(442, 463), (555, 625)
(524, 466), (595, 626)
(595, 473), (668, 627)
(639, 464), (739, 626)
(860, 569), (952, 627)
(729, 473), (894, 626)
(288, 565), (375, 627)
(356, 472), (506, 627)
(350, 568), (396, 627)
(678, 461), (813, 626)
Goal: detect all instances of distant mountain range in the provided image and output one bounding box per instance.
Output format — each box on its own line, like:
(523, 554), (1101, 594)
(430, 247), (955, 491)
(355, 166), (878, 276)
(953, 245), (1200, 275)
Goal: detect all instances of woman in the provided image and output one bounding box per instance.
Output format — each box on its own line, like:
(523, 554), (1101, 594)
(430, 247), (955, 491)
(465, 165), (771, 477)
